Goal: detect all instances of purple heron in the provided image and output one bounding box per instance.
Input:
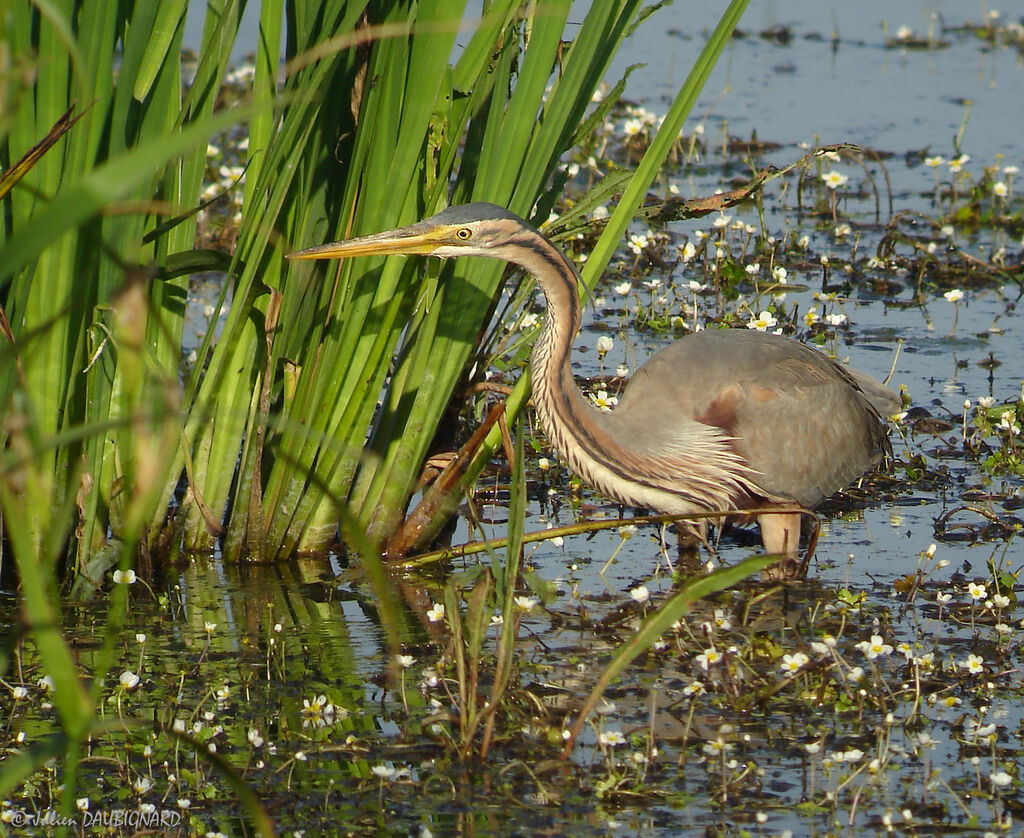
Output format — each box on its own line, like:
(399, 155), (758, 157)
(289, 203), (898, 572)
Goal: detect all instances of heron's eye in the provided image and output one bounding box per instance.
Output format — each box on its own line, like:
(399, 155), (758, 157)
(456, 227), (472, 241)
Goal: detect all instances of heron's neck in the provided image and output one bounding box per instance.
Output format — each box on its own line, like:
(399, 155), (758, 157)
(506, 230), (604, 455)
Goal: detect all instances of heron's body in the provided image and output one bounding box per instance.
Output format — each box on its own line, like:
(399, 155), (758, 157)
(290, 202), (898, 566)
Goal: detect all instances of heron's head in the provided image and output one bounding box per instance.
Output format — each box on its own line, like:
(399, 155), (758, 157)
(287, 202), (535, 263)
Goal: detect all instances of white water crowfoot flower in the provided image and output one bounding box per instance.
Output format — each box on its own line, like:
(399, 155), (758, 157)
(948, 154), (970, 173)
(746, 310), (778, 332)
(998, 410), (1021, 436)
(589, 389), (618, 411)
(426, 602), (445, 623)
(943, 288), (964, 303)
(514, 595), (540, 612)
(112, 568), (136, 584)
(855, 635), (893, 659)
(822, 170), (849, 189)
(599, 729), (626, 747)
(990, 770), (1013, 789)
(959, 653), (985, 675)
(780, 652), (810, 675)
(301, 694), (336, 728)
(119, 670), (141, 691)
(695, 647), (723, 670)
(629, 585), (650, 604)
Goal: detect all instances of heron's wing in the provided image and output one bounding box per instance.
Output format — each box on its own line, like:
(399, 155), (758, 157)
(616, 330), (892, 507)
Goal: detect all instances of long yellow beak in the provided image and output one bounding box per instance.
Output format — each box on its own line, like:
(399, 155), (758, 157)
(287, 224), (452, 261)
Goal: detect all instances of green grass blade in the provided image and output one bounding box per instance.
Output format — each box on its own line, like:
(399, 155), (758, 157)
(560, 554), (777, 757)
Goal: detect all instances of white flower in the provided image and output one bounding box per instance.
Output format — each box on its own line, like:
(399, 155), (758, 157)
(119, 670), (141, 691)
(396, 654), (415, 668)
(968, 581), (988, 601)
(371, 764), (397, 780)
(695, 647), (723, 670)
(822, 171), (849, 189)
(824, 313), (847, 326)
(746, 310), (778, 332)
(990, 770), (1013, 788)
(595, 336), (614, 355)
(925, 155), (945, 168)
(514, 596), (540, 612)
(855, 635), (893, 659)
(623, 118), (645, 137)
(426, 602), (445, 623)
(998, 411), (1020, 435)
(960, 653), (985, 674)
(780, 652), (810, 674)
(948, 154), (970, 173)
(943, 289), (964, 303)
(993, 181), (1008, 198)
(599, 729), (626, 747)
(589, 390), (619, 411)
(680, 242), (697, 262)
(627, 232), (651, 255)
(614, 281), (631, 296)
(519, 312), (539, 330)
(113, 569), (137, 585)
(629, 585), (650, 604)
(711, 609), (731, 631)
(12, 686), (28, 700)
(771, 266), (788, 284)
(683, 681), (706, 697)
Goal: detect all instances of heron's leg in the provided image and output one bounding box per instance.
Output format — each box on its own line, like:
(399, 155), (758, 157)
(758, 511), (804, 580)
(658, 523), (675, 575)
(758, 512), (801, 557)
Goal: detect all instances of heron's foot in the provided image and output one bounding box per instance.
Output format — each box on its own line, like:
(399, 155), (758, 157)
(761, 556), (804, 581)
